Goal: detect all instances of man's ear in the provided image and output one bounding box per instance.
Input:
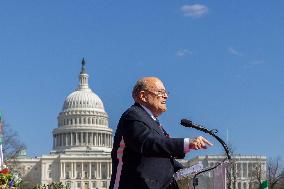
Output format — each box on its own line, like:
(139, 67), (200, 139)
(139, 91), (147, 102)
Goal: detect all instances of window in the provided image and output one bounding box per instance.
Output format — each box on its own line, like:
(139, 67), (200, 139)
(238, 182), (241, 189)
(248, 163), (252, 177)
(77, 172), (81, 179)
(83, 133), (86, 143)
(91, 163), (97, 178)
(63, 134), (66, 145)
(101, 163), (107, 179)
(66, 171), (70, 179)
(236, 163), (241, 177)
(78, 133), (81, 143)
(243, 182), (247, 189)
(84, 182), (89, 189)
(88, 133), (92, 144)
(77, 182), (81, 188)
(73, 133), (76, 145)
(92, 182), (97, 188)
(66, 182), (71, 188)
(102, 181), (107, 188)
(243, 163), (247, 178)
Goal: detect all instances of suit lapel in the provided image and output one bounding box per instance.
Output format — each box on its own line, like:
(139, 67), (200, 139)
(134, 103), (165, 136)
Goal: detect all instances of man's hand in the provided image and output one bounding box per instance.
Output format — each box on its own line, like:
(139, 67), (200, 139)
(189, 136), (213, 150)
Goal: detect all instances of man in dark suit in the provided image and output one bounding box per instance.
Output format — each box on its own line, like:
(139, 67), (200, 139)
(109, 77), (212, 189)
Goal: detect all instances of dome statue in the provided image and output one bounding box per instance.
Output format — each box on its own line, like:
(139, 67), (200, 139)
(62, 58), (105, 112)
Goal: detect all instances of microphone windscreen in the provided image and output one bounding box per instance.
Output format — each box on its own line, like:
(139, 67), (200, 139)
(180, 119), (193, 127)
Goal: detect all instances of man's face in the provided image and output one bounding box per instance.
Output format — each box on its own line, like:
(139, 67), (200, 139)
(142, 78), (168, 117)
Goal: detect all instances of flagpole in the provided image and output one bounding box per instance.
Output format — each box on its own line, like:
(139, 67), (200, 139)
(226, 128), (229, 144)
(0, 111), (4, 169)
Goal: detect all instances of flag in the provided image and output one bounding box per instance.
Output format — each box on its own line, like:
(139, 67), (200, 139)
(213, 163), (227, 189)
(0, 111), (3, 135)
(0, 122), (3, 140)
(0, 111), (3, 143)
(259, 180), (269, 189)
(0, 144), (3, 168)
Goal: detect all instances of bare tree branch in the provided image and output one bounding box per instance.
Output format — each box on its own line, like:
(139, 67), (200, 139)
(250, 157), (284, 189)
(2, 121), (26, 161)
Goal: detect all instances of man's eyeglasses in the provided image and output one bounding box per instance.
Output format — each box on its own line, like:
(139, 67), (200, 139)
(145, 89), (169, 97)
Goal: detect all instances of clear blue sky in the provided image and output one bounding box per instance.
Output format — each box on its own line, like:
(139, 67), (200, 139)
(0, 1), (284, 160)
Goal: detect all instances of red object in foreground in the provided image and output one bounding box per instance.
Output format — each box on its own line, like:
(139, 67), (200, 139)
(0, 168), (10, 174)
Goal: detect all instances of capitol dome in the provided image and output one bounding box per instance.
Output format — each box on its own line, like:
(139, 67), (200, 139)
(62, 59), (105, 112)
(52, 59), (113, 154)
(63, 88), (105, 111)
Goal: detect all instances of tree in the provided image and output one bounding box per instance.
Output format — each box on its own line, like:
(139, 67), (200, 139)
(250, 157), (284, 189)
(226, 159), (237, 189)
(276, 170), (284, 189)
(267, 157), (284, 189)
(1, 121), (26, 161)
(249, 161), (265, 189)
(224, 143), (237, 189)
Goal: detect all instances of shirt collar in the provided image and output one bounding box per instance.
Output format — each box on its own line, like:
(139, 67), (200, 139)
(140, 104), (157, 121)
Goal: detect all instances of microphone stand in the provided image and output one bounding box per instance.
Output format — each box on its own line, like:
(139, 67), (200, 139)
(180, 119), (232, 189)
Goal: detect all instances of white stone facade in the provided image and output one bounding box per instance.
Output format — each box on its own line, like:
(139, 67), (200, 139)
(9, 60), (113, 189)
(179, 155), (267, 189)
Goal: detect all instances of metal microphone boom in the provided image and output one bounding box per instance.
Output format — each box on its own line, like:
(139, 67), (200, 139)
(179, 119), (232, 189)
(180, 119), (231, 160)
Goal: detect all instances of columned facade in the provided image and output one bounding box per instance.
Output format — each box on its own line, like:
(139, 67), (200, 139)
(57, 160), (112, 188)
(53, 132), (113, 148)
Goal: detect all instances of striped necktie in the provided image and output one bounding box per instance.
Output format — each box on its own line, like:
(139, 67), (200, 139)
(155, 118), (170, 138)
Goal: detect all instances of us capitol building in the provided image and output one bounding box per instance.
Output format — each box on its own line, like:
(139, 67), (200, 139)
(10, 59), (113, 189)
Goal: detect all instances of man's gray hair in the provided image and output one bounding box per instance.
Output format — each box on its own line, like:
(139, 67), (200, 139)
(132, 78), (148, 101)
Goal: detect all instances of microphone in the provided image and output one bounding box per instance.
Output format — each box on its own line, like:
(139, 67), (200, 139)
(180, 119), (193, 127)
(180, 119), (208, 132)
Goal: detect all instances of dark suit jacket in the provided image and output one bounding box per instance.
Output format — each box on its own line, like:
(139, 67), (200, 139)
(109, 103), (185, 189)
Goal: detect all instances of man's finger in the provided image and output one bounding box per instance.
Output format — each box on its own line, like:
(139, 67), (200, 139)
(202, 138), (213, 146)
